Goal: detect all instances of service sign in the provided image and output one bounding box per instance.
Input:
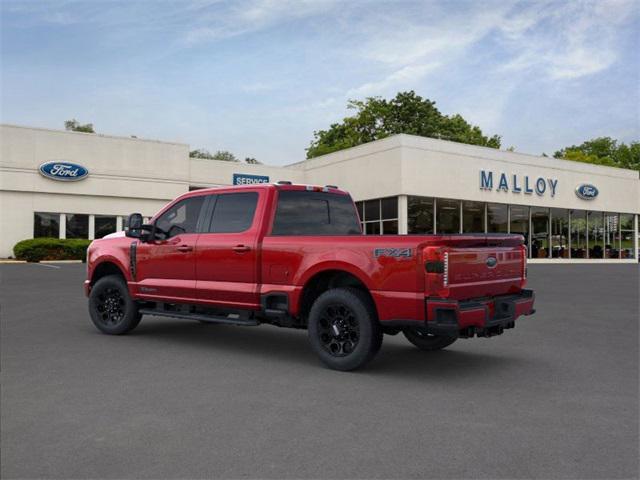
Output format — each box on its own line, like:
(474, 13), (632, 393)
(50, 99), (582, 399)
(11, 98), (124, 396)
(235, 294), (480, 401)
(233, 173), (269, 185)
(39, 161), (89, 182)
(575, 184), (598, 200)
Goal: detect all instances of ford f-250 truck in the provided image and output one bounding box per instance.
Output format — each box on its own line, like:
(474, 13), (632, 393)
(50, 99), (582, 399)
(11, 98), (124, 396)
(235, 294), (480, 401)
(84, 183), (535, 370)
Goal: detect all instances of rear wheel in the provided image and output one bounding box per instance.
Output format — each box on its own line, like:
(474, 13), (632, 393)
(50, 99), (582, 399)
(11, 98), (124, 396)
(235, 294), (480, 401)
(89, 274), (141, 335)
(307, 288), (382, 371)
(403, 328), (457, 351)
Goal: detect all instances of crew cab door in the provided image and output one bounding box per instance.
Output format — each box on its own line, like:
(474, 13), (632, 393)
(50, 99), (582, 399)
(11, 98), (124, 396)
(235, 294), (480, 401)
(195, 191), (261, 309)
(134, 195), (206, 302)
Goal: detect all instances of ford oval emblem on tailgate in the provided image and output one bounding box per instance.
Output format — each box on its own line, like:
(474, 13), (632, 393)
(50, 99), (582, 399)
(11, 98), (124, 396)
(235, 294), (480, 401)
(486, 256), (498, 268)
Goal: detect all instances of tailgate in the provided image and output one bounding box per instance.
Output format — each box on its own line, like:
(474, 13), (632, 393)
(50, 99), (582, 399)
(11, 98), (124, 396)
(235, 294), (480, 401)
(447, 247), (525, 298)
(423, 236), (527, 300)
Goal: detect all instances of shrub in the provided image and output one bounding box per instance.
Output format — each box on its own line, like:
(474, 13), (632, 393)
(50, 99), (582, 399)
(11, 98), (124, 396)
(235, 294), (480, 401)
(13, 238), (91, 262)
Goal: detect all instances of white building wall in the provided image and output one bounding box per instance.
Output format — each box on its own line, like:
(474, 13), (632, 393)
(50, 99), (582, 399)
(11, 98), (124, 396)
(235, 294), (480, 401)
(290, 136), (404, 201)
(0, 124), (189, 257)
(189, 157), (304, 188)
(1, 126), (638, 260)
(396, 134), (639, 213)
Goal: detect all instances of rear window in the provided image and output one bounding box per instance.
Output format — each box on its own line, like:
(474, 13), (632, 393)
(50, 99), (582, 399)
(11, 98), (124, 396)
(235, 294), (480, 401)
(271, 190), (361, 235)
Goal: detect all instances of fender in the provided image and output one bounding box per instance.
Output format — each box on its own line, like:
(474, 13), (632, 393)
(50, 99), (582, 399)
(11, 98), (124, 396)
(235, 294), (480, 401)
(290, 260), (375, 317)
(87, 244), (133, 284)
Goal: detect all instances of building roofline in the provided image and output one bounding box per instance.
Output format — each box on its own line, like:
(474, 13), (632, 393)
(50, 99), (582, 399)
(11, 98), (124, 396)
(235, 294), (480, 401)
(0, 123), (189, 147)
(290, 133), (639, 179)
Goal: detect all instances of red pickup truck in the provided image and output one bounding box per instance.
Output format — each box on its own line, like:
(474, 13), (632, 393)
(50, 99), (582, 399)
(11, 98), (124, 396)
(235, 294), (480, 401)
(85, 183), (535, 370)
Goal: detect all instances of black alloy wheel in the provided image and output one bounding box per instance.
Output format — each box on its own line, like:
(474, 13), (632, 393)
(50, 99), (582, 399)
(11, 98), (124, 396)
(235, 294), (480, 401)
(95, 287), (125, 326)
(89, 274), (141, 335)
(317, 303), (360, 357)
(308, 287), (382, 371)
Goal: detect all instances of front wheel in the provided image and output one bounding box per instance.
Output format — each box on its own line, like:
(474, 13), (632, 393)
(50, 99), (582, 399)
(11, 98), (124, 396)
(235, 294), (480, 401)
(89, 274), (141, 335)
(307, 288), (382, 371)
(402, 328), (457, 351)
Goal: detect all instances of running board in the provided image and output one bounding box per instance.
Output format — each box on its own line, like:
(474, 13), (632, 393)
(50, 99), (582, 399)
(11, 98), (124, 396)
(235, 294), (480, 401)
(139, 308), (260, 326)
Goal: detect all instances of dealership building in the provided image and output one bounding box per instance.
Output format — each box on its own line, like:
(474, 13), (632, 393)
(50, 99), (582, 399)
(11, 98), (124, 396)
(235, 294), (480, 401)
(1, 123), (638, 262)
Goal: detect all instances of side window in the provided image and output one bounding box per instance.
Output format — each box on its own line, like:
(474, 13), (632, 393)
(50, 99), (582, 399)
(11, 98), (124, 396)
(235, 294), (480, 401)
(155, 196), (205, 239)
(209, 192), (258, 233)
(271, 191), (361, 235)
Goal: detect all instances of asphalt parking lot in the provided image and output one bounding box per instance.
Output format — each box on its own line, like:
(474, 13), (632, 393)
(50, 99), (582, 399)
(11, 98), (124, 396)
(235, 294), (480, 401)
(1, 263), (638, 479)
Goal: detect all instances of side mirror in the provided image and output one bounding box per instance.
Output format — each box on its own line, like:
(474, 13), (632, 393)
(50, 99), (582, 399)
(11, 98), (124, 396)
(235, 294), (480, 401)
(125, 213), (144, 238)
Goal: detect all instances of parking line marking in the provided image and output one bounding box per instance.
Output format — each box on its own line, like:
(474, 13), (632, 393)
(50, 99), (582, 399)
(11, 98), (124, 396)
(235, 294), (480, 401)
(33, 263), (61, 269)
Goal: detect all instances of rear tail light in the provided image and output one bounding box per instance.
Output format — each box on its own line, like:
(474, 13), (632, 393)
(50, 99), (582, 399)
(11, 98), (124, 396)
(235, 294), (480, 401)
(443, 252), (449, 287)
(424, 247), (450, 297)
(520, 244), (528, 287)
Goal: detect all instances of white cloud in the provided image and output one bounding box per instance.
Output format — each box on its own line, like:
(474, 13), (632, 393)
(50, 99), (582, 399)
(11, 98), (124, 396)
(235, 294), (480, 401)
(499, 0), (637, 80)
(183, 0), (340, 44)
(347, 63), (440, 97)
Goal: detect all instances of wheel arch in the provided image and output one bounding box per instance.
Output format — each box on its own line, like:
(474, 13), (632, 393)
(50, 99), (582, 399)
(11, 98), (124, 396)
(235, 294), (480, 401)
(90, 260), (127, 285)
(297, 267), (377, 324)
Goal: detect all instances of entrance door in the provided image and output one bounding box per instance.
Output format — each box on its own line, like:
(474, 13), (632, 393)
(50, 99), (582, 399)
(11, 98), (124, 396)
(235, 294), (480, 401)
(135, 195), (206, 302)
(195, 191), (260, 309)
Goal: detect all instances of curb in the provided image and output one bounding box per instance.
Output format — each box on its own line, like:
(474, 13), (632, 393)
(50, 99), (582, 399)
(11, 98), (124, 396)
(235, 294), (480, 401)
(41, 260), (83, 264)
(0, 259), (84, 264)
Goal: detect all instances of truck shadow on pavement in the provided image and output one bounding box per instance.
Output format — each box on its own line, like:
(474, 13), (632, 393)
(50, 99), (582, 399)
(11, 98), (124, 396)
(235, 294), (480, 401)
(124, 317), (531, 378)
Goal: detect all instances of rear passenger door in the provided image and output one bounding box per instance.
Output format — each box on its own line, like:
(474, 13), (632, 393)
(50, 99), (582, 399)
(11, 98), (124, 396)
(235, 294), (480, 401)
(195, 191), (261, 309)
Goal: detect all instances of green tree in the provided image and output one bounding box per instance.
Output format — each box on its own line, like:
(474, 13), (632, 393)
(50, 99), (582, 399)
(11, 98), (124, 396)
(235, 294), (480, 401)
(189, 149), (215, 159)
(306, 91), (501, 158)
(64, 119), (94, 133)
(189, 149), (239, 162)
(244, 157), (262, 164)
(212, 150), (238, 162)
(554, 137), (640, 171)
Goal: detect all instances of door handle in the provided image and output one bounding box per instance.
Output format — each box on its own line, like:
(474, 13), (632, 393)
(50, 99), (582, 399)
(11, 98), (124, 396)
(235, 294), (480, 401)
(232, 244), (251, 253)
(177, 245), (193, 252)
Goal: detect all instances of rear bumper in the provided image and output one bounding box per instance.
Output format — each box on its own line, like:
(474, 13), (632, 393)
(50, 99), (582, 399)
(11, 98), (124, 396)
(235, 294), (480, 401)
(382, 289), (535, 338)
(426, 289), (535, 337)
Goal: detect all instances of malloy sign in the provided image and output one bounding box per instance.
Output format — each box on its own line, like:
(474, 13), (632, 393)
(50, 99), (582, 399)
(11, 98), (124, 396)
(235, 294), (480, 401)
(480, 170), (558, 197)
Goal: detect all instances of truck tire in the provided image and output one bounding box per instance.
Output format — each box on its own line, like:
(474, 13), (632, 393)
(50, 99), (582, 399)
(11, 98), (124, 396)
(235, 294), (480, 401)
(89, 274), (141, 335)
(307, 288), (383, 371)
(402, 328), (457, 351)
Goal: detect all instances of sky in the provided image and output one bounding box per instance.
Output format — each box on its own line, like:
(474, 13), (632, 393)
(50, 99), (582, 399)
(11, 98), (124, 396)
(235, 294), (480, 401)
(1, 0), (639, 165)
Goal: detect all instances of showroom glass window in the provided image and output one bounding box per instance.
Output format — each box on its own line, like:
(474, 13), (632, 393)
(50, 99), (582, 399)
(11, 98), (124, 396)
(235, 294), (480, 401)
(156, 196), (205, 238)
(355, 197), (398, 235)
(95, 215), (117, 239)
(571, 210), (587, 258)
(588, 211), (604, 258)
(531, 208), (550, 258)
(66, 214), (89, 239)
(620, 214), (635, 259)
(462, 201), (485, 233)
(407, 196), (434, 234)
(436, 198), (460, 234)
(34, 212), (59, 238)
(551, 209), (569, 259)
(603, 213), (619, 259)
(487, 203), (508, 233)
(509, 205), (529, 252)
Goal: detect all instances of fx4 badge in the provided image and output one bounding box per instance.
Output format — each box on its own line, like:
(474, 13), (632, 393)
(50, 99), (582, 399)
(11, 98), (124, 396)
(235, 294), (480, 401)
(373, 248), (413, 258)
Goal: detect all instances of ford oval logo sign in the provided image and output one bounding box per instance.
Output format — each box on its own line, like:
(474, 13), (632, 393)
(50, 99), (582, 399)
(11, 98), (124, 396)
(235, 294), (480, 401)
(486, 256), (498, 268)
(575, 184), (598, 200)
(39, 161), (89, 182)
